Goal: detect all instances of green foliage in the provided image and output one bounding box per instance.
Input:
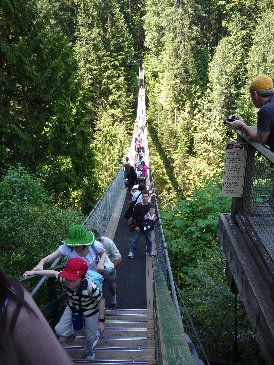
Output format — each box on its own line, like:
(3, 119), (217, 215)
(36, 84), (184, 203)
(0, 0), (140, 212)
(161, 180), (230, 282)
(0, 167), (83, 276)
(91, 108), (131, 195)
(237, 11), (274, 123)
(180, 248), (263, 363)
(120, 0), (146, 57)
(145, 0), (274, 361)
(159, 179), (263, 362)
(72, 0), (135, 207)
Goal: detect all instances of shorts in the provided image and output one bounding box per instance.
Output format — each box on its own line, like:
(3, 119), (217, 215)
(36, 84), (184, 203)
(102, 268), (116, 284)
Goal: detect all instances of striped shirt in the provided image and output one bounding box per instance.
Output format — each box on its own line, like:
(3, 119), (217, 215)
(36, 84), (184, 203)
(59, 277), (102, 317)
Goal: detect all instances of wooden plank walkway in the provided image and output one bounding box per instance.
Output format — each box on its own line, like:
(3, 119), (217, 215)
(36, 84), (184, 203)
(65, 184), (157, 364)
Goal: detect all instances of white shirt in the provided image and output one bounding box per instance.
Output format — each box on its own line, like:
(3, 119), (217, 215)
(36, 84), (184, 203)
(132, 191), (143, 204)
(59, 241), (113, 271)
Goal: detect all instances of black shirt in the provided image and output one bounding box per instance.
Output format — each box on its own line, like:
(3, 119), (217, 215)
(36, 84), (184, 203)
(132, 202), (154, 227)
(257, 95), (274, 151)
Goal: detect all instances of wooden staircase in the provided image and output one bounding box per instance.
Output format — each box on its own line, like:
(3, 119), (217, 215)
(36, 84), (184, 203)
(63, 308), (156, 364)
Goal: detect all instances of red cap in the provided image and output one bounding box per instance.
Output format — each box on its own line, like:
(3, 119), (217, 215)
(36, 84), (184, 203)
(59, 258), (88, 281)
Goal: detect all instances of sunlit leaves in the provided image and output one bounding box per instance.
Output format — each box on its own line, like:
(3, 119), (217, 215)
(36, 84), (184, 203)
(0, 167), (83, 276)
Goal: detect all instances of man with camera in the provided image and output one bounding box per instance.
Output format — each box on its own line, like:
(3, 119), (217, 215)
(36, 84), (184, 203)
(225, 74), (274, 151)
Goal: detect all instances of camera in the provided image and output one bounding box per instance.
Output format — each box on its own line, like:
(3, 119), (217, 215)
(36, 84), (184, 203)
(224, 115), (240, 124)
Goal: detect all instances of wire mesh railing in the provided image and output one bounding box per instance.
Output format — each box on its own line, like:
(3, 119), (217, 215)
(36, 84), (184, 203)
(152, 191), (209, 365)
(234, 134), (274, 285)
(151, 194), (182, 319)
(83, 167), (124, 234)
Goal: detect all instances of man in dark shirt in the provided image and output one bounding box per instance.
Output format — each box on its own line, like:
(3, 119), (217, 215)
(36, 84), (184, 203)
(225, 74), (274, 151)
(128, 190), (156, 259)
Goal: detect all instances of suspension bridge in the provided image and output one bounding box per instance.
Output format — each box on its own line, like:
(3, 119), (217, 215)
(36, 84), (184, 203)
(22, 69), (204, 365)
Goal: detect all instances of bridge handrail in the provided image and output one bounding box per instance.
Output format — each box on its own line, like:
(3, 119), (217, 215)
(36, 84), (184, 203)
(83, 166), (124, 233)
(149, 166), (208, 363)
(19, 135), (137, 315)
(154, 261), (195, 364)
(231, 132), (274, 286)
(152, 193), (182, 323)
(239, 131), (274, 164)
(83, 134), (136, 233)
(19, 257), (63, 297)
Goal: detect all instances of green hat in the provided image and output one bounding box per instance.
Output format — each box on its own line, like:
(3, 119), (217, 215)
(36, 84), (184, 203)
(62, 225), (95, 246)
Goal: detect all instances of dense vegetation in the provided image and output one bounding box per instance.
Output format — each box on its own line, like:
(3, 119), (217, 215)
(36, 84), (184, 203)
(1, 0), (139, 213)
(0, 166), (84, 276)
(144, 0), (274, 203)
(160, 182), (264, 363)
(0, 0), (142, 275)
(1, 0), (273, 362)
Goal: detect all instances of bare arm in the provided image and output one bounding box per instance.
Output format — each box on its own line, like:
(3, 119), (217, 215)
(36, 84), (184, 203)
(97, 298), (105, 335)
(113, 257), (122, 267)
(24, 269), (59, 278)
(32, 249), (63, 271)
(96, 250), (106, 273)
(225, 120), (270, 144)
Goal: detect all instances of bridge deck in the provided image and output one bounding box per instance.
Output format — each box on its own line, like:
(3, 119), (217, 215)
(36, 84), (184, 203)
(103, 187), (151, 310)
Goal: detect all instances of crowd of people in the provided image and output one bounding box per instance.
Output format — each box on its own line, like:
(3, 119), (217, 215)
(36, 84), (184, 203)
(15, 134), (156, 362)
(1, 177), (156, 363)
(21, 224), (122, 361)
(123, 120), (158, 259)
(10, 122), (155, 362)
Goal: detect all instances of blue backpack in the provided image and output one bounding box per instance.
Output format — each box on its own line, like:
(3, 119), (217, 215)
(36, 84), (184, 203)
(86, 270), (103, 292)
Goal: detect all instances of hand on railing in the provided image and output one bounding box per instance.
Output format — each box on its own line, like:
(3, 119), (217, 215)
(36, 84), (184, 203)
(31, 262), (44, 271)
(23, 270), (37, 278)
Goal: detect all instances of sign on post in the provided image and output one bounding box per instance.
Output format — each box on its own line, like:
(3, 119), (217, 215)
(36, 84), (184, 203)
(222, 142), (248, 197)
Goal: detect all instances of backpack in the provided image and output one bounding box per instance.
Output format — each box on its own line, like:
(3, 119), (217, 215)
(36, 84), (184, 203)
(86, 270), (103, 292)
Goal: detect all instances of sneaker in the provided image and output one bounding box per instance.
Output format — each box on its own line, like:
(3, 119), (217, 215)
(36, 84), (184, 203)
(86, 352), (96, 360)
(128, 251), (134, 259)
(146, 251), (156, 257)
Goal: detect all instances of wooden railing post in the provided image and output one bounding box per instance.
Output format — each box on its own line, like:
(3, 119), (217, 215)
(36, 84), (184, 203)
(231, 133), (256, 223)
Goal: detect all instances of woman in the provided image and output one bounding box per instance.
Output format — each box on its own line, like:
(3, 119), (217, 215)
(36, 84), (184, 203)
(0, 270), (74, 364)
(28, 225), (114, 287)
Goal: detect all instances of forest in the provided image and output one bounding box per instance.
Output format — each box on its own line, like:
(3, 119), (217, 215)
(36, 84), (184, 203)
(1, 0), (274, 363)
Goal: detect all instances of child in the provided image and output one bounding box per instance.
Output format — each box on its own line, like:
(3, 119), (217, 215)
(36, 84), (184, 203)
(24, 257), (105, 360)
(142, 207), (157, 231)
